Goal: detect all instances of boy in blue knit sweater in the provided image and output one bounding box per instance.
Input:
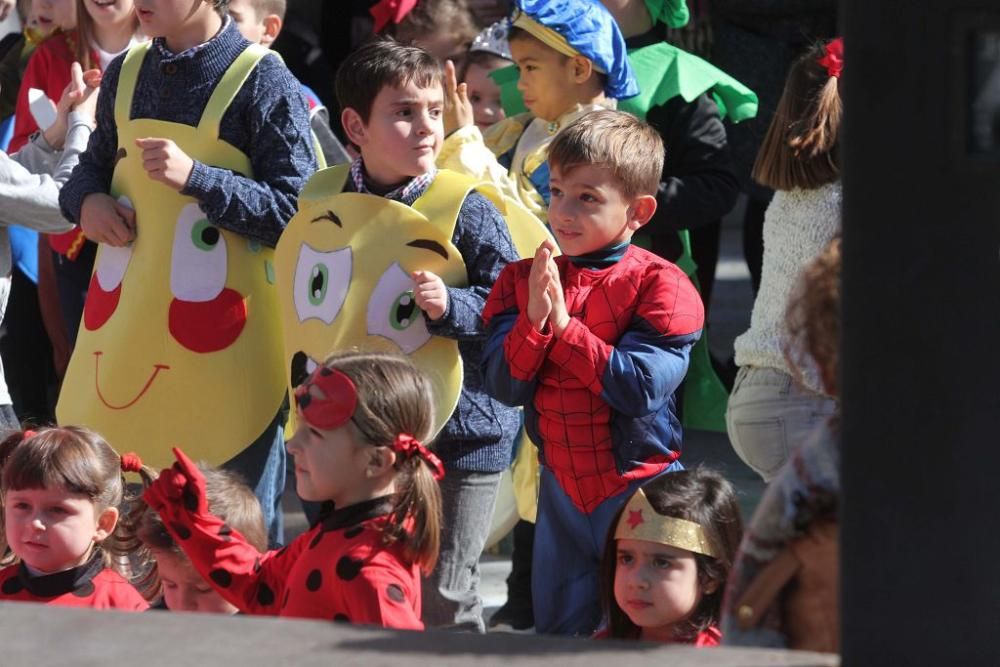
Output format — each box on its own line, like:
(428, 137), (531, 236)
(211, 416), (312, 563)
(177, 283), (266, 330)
(335, 39), (520, 633)
(57, 0), (317, 546)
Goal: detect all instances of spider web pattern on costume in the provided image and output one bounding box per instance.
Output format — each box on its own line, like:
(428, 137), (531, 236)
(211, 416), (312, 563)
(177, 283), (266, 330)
(483, 247), (704, 513)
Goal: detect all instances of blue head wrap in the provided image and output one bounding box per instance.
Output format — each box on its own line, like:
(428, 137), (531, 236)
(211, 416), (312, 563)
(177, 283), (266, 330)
(510, 0), (639, 100)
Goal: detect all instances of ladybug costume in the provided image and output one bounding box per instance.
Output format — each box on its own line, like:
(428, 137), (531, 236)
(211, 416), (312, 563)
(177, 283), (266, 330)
(143, 448), (424, 629)
(0, 550), (147, 611)
(481, 242), (704, 635)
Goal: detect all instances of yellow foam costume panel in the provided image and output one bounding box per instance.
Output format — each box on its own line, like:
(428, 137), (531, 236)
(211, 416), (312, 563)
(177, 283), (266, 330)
(57, 43), (286, 469)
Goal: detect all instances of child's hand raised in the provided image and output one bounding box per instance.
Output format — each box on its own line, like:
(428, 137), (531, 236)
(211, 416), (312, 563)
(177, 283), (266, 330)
(142, 447), (209, 517)
(527, 240), (555, 332)
(135, 137), (195, 191)
(412, 270), (449, 321)
(443, 59), (474, 136)
(80, 192), (136, 247)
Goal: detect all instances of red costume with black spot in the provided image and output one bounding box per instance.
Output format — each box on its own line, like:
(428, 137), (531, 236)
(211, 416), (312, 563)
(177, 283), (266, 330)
(143, 454), (422, 629)
(0, 551), (148, 610)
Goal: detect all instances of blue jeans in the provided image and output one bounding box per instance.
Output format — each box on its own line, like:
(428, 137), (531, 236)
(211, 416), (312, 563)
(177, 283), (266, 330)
(532, 461), (684, 636)
(224, 411), (285, 547)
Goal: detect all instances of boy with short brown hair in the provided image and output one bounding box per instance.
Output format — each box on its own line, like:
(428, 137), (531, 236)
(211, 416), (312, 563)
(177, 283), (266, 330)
(481, 109), (704, 636)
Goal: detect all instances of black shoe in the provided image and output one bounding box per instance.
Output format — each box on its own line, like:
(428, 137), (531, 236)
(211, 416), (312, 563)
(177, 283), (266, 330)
(487, 602), (534, 632)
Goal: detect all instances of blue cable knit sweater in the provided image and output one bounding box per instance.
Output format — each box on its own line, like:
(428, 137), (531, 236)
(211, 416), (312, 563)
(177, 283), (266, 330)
(59, 18), (317, 247)
(345, 172), (521, 473)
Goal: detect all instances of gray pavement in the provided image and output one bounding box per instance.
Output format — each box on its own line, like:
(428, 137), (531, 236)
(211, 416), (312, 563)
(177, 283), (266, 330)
(281, 201), (763, 625)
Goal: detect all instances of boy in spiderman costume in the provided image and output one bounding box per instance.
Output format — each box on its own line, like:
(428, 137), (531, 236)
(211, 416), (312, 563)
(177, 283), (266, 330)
(482, 109), (704, 636)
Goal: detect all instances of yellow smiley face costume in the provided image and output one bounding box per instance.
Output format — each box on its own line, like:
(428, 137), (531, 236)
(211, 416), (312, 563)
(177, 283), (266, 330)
(276, 165), (554, 438)
(57, 43), (286, 469)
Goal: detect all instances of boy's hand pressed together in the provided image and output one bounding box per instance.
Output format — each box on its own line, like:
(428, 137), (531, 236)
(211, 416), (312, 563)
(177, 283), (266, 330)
(135, 137), (196, 191)
(443, 59), (474, 136)
(527, 241), (555, 332)
(412, 270), (449, 321)
(80, 193), (136, 247)
(546, 251), (570, 337)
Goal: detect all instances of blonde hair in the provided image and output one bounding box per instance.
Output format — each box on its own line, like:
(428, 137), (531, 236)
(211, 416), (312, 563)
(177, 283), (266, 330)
(0, 427), (156, 589)
(322, 351), (442, 574)
(74, 0), (140, 70)
(752, 41), (842, 191)
(133, 466), (266, 599)
(548, 109), (664, 199)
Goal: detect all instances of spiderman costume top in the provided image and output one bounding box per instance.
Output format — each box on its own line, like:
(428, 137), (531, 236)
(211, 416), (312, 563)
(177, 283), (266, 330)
(481, 243), (704, 513)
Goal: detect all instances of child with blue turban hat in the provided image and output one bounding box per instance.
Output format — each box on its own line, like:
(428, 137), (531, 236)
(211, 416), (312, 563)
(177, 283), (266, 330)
(438, 0), (639, 221)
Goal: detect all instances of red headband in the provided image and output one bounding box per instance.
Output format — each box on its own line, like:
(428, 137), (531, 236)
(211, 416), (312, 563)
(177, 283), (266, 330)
(295, 366), (358, 431)
(120, 453), (143, 473)
(392, 434), (445, 481)
(817, 37), (843, 79)
(370, 0), (419, 33)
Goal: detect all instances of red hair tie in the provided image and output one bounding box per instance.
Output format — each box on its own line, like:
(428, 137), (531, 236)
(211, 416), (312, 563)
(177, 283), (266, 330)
(370, 0), (419, 33)
(22, 429), (36, 439)
(120, 453), (143, 473)
(817, 37), (843, 79)
(295, 366), (358, 431)
(392, 434), (445, 481)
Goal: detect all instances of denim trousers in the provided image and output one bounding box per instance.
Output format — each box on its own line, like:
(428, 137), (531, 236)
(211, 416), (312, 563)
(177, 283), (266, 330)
(223, 410), (286, 547)
(726, 366), (837, 482)
(421, 468), (502, 633)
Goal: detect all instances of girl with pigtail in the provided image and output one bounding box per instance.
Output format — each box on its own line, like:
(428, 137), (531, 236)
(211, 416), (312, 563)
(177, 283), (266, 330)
(142, 351), (443, 629)
(0, 426), (154, 609)
(726, 37), (844, 482)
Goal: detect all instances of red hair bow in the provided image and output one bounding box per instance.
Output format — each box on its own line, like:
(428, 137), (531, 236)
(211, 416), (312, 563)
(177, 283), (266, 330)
(120, 453), (143, 473)
(370, 0), (419, 33)
(392, 434), (445, 481)
(818, 37), (843, 79)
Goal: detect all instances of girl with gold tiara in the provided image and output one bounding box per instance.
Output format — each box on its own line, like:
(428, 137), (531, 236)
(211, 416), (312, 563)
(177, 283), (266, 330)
(596, 468), (743, 644)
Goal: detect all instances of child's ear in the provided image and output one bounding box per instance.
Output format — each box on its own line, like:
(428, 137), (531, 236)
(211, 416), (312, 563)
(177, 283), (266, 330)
(366, 447), (397, 478)
(260, 14), (282, 48)
(94, 506), (119, 542)
(570, 54), (595, 85)
(341, 108), (369, 148)
(626, 194), (657, 231)
(701, 576), (721, 596)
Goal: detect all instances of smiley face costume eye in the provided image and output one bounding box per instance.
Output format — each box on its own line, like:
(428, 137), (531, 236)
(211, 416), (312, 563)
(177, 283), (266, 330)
(292, 244), (352, 325)
(366, 262), (432, 354)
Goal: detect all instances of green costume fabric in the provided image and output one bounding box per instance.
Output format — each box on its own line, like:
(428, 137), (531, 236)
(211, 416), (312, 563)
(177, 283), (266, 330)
(643, 0), (690, 29)
(620, 41), (758, 122)
(489, 36), (758, 433)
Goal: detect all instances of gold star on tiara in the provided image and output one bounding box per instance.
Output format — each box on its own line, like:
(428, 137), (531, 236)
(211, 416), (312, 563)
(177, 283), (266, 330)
(613, 488), (718, 558)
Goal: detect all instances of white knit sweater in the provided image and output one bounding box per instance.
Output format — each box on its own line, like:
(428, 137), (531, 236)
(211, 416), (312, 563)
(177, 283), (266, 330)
(734, 182), (842, 393)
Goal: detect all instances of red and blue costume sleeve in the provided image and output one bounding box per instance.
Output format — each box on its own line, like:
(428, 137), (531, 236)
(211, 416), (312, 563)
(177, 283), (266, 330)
(482, 247), (705, 513)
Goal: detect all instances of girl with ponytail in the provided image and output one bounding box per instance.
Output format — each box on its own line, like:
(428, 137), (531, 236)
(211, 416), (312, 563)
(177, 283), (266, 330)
(727, 38), (843, 482)
(0, 426), (153, 609)
(142, 351), (443, 629)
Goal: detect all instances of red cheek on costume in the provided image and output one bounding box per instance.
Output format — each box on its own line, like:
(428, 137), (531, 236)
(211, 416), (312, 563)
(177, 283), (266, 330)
(168, 288), (247, 353)
(84, 273), (121, 331)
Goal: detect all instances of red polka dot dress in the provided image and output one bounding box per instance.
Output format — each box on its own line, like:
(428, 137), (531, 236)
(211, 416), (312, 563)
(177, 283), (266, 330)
(147, 487), (423, 629)
(0, 550), (148, 610)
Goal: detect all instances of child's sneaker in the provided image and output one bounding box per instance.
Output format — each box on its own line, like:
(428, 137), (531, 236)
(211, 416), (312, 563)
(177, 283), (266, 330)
(487, 601), (534, 633)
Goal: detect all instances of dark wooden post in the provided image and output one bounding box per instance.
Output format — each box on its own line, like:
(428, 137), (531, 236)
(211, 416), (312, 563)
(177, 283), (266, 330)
(841, 2), (1000, 664)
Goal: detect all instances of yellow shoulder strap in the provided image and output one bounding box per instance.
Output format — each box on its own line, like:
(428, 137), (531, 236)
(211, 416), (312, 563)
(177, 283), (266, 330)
(411, 169), (478, 242)
(198, 43), (270, 137)
(298, 163), (349, 203)
(114, 41), (152, 128)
